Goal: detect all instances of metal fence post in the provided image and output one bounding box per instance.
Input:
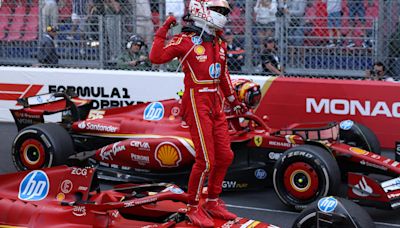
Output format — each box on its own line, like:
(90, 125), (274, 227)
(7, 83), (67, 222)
(244, 0), (253, 75)
(99, 16), (104, 69)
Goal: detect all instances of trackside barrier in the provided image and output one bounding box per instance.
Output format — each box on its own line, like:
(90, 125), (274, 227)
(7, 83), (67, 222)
(1, 66), (399, 149)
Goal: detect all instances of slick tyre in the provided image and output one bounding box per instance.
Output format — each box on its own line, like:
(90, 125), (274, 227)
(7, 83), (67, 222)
(339, 120), (381, 154)
(273, 145), (340, 211)
(292, 197), (375, 228)
(12, 123), (75, 170)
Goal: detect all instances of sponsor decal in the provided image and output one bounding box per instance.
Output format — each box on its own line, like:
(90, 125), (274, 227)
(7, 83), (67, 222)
(286, 151), (313, 159)
(392, 161), (400, 167)
(382, 177), (400, 192)
(144, 102), (164, 121)
(131, 153), (150, 165)
(352, 177), (373, 197)
(130, 140), (150, 151)
(49, 85), (134, 109)
(339, 120), (354, 130)
(306, 98), (400, 118)
(194, 45), (205, 55)
(19, 170), (49, 201)
(318, 197), (338, 213)
(384, 158), (391, 164)
(121, 166), (131, 170)
(371, 154), (381, 159)
(269, 141), (292, 148)
(87, 110), (105, 120)
(191, 36), (203, 45)
(163, 185), (184, 194)
(60, 180), (73, 194)
(71, 167), (88, 176)
(221, 218), (244, 228)
(285, 135), (297, 144)
(219, 47), (226, 60)
(56, 193), (65, 201)
(349, 147), (369, 155)
(209, 63), (221, 79)
(171, 106), (180, 116)
(155, 142), (182, 167)
(78, 121), (118, 132)
(254, 169), (267, 180)
(78, 186), (88, 191)
(196, 55), (207, 62)
(112, 210), (119, 218)
(100, 142), (126, 160)
(360, 160), (388, 171)
(72, 206), (86, 217)
(388, 192), (400, 199)
(123, 197), (158, 208)
(222, 181), (248, 189)
(254, 136), (263, 147)
(268, 152), (281, 160)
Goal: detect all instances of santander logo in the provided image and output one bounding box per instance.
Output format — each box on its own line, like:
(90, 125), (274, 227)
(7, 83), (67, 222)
(306, 98), (400, 118)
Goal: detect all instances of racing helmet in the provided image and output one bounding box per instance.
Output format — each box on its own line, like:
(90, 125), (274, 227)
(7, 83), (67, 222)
(189, 0), (231, 30)
(232, 79), (261, 109)
(126, 35), (145, 49)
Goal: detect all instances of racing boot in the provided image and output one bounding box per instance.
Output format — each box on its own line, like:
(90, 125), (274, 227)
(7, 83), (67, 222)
(186, 204), (214, 228)
(203, 198), (237, 220)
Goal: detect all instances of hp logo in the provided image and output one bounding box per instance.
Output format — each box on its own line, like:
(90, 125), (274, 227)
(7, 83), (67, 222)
(144, 102), (164, 121)
(254, 169), (267, 179)
(209, 63), (221, 79)
(18, 170), (49, 201)
(318, 196), (338, 213)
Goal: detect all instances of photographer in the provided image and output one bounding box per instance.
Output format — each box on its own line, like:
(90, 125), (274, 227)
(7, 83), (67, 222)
(365, 62), (395, 82)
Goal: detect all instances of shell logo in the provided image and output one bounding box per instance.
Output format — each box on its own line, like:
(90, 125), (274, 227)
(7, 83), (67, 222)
(194, 45), (205, 55)
(350, 147), (369, 155)
(155, 142), (182, 167)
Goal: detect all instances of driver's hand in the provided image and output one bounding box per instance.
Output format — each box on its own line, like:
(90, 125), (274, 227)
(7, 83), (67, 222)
(231, 99), (248, 115)
(163, 16), (177, 29)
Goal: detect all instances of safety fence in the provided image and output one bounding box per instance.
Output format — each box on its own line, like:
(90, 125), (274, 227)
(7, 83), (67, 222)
(0, 0), (399, 78)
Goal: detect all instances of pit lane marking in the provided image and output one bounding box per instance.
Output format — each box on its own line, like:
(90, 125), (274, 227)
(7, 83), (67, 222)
(226, 204), (400, 227)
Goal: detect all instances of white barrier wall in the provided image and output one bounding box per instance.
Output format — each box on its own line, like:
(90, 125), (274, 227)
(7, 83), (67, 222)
(0, 66), (268, 122)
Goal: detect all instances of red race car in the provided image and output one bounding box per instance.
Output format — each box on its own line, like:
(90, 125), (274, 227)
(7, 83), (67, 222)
(0, 165), (278, 227)
(9, 84), (400, 211)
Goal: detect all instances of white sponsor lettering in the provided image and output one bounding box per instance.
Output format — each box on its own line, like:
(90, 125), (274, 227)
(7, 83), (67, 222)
(381, 177), (400, 192)
(71, 167), (88, 176)
(78, 186), (88, 191)
(306, 98), (400, 118)
(100, 142), (126, 160)
(352, 177), (373, 197)
(360, 160), (388, 171)
(388, 192), (400, 199)
(72, 206), (86, 217)
(268, 152), (281, 160)
(131, 153), (150, 165)
(269, 141), (292, 147)
(61, 180), (73, 194)
(79, 121), (118, 132)
(392, 161), (400, 167)
(130, 140), (150, 151)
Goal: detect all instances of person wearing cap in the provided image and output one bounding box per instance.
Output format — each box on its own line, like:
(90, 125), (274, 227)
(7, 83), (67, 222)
(37, 25), (59, 66)
(261, 37), (283, 75)
(116, 34), (150, 70)
(225, 29), (244, 72)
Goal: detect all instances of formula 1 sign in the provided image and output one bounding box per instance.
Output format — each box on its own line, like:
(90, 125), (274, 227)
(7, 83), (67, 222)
(255, 77), (400, 149)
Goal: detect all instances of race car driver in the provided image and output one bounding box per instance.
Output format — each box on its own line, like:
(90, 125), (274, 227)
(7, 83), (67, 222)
(149, 0), (247, 227)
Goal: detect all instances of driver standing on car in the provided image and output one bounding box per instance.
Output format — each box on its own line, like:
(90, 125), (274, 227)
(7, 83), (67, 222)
(149, 0), (247, 227)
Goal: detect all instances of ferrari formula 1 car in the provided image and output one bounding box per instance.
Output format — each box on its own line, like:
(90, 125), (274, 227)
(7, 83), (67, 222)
(9, 89), (400, 211)
(0, 165), (373, 228)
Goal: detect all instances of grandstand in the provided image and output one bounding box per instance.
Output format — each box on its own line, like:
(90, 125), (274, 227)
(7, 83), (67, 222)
(0, 0), (398, 78)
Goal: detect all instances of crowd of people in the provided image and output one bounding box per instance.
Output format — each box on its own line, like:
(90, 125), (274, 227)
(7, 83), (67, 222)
(2, 0), (394, 79)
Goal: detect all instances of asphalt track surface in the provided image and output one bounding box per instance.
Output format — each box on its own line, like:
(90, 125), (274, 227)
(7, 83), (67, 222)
(1, 122), (400, 227)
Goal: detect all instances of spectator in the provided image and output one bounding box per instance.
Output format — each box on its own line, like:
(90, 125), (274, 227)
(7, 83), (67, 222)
(41, 0), (59, 31)
(37, 25), (59, 66)
(133, 0), (154, 46)
(254, 0), (277, 38)
(261, 37), (284, 75)
(347, 0), (374, 48)
(323, 0), (342, 47)
(287, 0), (307, 46)
(67, 0), (90, 40)
(104, 0), (122, 61)
(365, 62), (395, 81)
(116, 35), (150, 70)
(225, 29), (244, 73)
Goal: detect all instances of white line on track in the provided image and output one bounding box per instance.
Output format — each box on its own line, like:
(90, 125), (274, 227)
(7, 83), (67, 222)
(227, 204), (400, 227)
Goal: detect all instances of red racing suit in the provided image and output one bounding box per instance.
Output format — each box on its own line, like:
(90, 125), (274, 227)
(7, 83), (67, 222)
(150, 25), (236, 204)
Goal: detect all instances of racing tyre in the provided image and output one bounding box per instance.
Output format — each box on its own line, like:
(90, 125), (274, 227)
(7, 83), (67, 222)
(339, 120), (381, 154)
(12, 123), (75, 170)
(292, 196), (375, 228)
(273, 145), (340, 211)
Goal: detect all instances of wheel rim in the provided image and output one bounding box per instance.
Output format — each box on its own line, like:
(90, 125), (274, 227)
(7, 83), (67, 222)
(20, 139), (46, 169)
(283, 162), (319, 200)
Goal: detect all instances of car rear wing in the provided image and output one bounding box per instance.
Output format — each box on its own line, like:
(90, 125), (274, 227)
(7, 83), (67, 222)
(10, 91), (93, 131)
